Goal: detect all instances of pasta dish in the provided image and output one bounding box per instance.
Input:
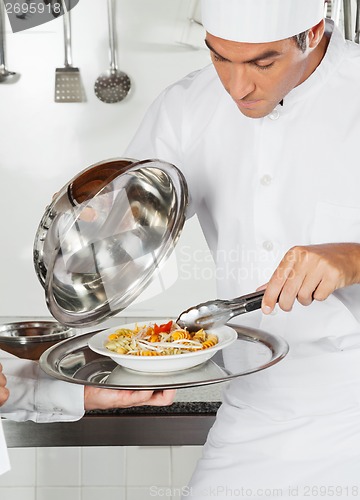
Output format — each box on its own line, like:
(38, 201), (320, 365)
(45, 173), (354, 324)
(104, 320), (218, 356)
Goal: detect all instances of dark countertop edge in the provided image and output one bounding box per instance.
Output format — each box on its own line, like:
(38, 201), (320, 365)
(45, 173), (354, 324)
(85, 401), (221, 415)
(3, 405), (220, 447)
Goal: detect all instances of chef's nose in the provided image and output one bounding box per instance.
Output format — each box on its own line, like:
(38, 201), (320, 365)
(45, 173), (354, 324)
(228, 65), (255, 100)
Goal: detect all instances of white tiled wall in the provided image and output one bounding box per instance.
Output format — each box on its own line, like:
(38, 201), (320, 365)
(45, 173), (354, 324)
(0, 445), (203, 500)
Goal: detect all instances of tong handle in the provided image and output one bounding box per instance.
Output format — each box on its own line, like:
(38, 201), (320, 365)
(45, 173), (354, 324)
(227, 290), (265, 317)
(176, 290), (266, 332)
(244, 291), (265, 312)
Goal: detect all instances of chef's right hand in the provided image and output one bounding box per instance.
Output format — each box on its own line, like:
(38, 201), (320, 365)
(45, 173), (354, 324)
(0, 363), (9, 407)
(260, 242), (360, 314)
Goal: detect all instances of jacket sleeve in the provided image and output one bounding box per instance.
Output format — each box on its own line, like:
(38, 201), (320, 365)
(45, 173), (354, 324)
(0, 422), (10, 475)
(0, 350), (85, 423)
(125, 91), (183, 165)
(124, 87), (196, 220)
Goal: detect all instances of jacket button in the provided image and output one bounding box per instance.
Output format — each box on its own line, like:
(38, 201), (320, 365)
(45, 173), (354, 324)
(268, 109), (280, 120)
(260, 174), (273, 186)
(262, 240), (274, 251)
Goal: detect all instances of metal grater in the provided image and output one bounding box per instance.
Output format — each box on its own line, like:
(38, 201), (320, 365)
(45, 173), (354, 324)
(55, 67), (84, 102)
(54, 0), (85, 103)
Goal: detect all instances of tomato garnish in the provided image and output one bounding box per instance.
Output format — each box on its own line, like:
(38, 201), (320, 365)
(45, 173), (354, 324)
(154, 320), (173, 334)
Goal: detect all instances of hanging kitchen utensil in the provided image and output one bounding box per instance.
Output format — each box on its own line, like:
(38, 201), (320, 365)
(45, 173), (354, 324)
(355, 0), (360, 43)
(0, 0), (19, 83)
(54, 0), (85, 102)
(94, 0), (131, 103)
(176, 290), (266, 332)
(343, 0), (353, 40)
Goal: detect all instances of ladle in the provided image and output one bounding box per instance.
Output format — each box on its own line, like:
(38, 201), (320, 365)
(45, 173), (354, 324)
(94, 0), (131, 103)
(0, 0), (19, 83)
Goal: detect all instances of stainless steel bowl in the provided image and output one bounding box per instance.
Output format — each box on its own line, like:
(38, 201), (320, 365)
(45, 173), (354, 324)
(0, 321), (75, 360)
(33, 158), (188, 327)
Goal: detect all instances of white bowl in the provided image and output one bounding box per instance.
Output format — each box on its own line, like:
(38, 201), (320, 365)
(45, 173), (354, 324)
(88, 320), (238, 373)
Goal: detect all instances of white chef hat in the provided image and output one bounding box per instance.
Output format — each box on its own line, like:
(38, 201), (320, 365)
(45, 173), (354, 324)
(201, 0), (326, 43)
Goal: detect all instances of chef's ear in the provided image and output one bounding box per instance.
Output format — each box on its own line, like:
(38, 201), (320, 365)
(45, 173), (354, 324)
(308, 19), (326, 49)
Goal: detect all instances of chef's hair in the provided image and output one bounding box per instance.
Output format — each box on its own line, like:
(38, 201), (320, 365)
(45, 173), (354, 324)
(293, 30), (309, 52)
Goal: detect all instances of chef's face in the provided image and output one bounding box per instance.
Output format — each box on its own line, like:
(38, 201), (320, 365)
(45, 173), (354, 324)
(205, 22), (325, 118)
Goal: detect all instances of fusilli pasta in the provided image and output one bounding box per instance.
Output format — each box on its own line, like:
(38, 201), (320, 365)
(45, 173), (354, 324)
(104, 321), (218, 356)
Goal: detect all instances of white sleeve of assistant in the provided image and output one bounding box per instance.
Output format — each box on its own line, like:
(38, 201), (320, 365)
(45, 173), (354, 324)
(0, 350), (85, 423)
(0, 422), (10, 475)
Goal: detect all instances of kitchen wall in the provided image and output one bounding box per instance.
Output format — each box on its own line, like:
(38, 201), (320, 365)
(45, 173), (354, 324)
(0, 0), (216, 320)
(0, 445), (204, 500)
(0, 0), (355, 318)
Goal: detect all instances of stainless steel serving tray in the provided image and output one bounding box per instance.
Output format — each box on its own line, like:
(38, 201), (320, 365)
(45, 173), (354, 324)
(39, 324), (289, 390)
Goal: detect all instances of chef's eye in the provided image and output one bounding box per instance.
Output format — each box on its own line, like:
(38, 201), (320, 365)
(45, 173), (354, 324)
(212, 53), (227, 63)
(254, 62), (274, 70)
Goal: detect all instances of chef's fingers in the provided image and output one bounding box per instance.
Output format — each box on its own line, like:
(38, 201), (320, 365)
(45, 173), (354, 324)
(262, 245), (321, 313)
(0, 387), (10, 406)
(277, 264), (313, 311)
(262, 251), (299, 313)
(295, 268), (326, 306)
(84, 386), (176, 410)
(279, 254), (332, 310)
(287, 244), (354, 305)
(255, 283), (268, 291)
(0, 363), (6, 384)
(262, 243), (360, 314)
(130, 389), (176, 407)
(0, 373), (6, 387)
(312, 275), (339, 302)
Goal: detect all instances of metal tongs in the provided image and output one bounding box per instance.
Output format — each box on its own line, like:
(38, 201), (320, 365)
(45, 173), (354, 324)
(176, 290), (265, 332)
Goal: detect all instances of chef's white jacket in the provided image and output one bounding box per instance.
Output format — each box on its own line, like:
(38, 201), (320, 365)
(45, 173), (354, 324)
(0, 350), (84, 475)
(125, 20), (360, 495)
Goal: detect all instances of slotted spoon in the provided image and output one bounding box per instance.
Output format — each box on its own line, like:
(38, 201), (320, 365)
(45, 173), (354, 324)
(94, 0), (131, 103)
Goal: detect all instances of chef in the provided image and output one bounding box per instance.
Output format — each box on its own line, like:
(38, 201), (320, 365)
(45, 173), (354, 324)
(124, 0), (360, 497)
(0, 353), (175, 475)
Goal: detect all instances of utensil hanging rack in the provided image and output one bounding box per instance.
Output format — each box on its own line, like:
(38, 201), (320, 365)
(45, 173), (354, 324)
(329, 0), (360, 42)
(0, 0), (19, 83)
